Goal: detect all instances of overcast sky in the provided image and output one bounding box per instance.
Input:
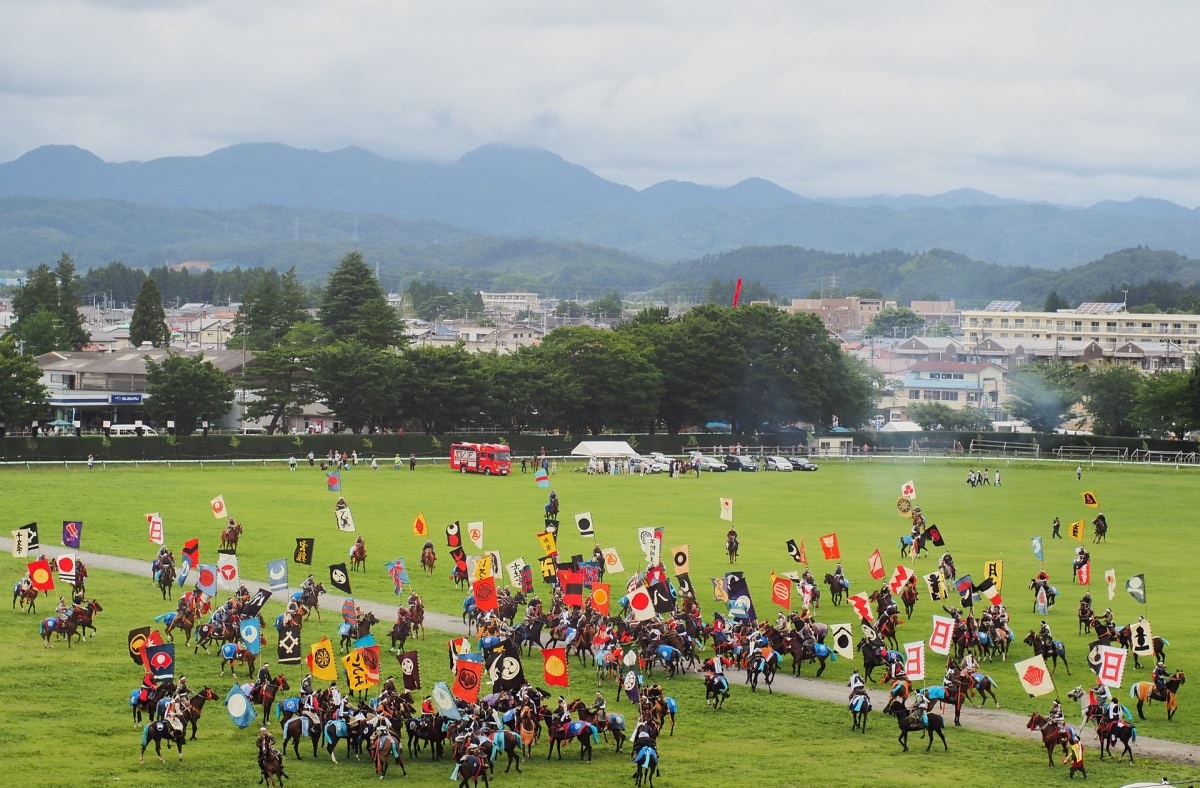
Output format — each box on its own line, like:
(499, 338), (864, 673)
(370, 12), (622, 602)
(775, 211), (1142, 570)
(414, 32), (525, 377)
(3, 1), (1199, 206)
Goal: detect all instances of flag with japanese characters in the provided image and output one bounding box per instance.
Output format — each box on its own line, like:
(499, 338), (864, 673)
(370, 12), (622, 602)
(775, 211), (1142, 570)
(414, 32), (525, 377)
(1015, 655), (1056, 697)
(506, 559), (527, 589)
(1076, 561), (1091, 586)
(819, 532), (840, 560)
(888, 565), (915, 595)
(1096, 644), (1128, 687)
(903, 641), (926, 680)
(867, 549), (885, 580)
(928, 615), (955, 655)
(848, 592), (873, 623)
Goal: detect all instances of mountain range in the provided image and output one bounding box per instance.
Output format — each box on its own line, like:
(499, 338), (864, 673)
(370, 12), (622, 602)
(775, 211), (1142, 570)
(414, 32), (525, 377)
(2, 143), (1200, 303)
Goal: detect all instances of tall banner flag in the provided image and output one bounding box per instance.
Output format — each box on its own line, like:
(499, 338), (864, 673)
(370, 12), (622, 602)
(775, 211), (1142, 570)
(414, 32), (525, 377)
(786, 539), (805, 564)
(646, 536), (663, 568)
(326, 470), (341, 493)
(521, 564), (535, 594)
(924, 571), (947, 601)
(386, 559), (408, 595)
(445, 521), (462, 549)
(830, 623), (855, 660)
(1076, 561), (1091, 586)
(900, 480), (916, 499)
(903, 641), (926, 680)
(432, 682), (461, 719)
(976, 578), (1003, 606)
(329, 563), (352, 594)
(61, 520), (82, 549)
(412, 513), (428, 537)
(11, 527), (31, 557)
(128, 626), (152, 666)
(147, 642), (175, 681)
(398, 651), (421, 691)
(506, 559), (526, 589)
(868, 549), (885, 580)
(628, 587), (656, 621)
(537, 531), (558, 557)
(955, 574), (975, 605)
(771, 574), (791, 608)
(217, 549), (238, 590)
(719, 498), (733, 522)
(294, 538), (314, 565)
(889, 565), (915, 595)
(267, 559), (289, 593)
(277, 623), (301, 665)
(1105, 568), (1117, 601)
(488, 643), (526, 694)
(601, 547), (624, 574)
(1081, 491), (1100, 508)
(925, 524), (945, 547)
(473, 576), (498, 612)
(1129, 620), (1154, 657)
(1015, 655), (1056, 697)
(20, 522), (41, 551)
(588, 583), (611, 616)
(28, 558), (55, 591)
(535, 467), (550, 488)
(342, 648), (374, 692)
(543, 647), (569, 687)
(819, 533), (840, 560)
(225, 683), (256, 728)
(848, 592), (873, 622)
(1036, 585), (1049, 615)
(983, 560), (1005, 591)
(1068, 520), (1087, 542)
(310, 638), (337, 681)
(197, 565), (217, 597)
(182, 538), (200, 571)
(56, 553), (78, 585)
(1096, 644), (1127, 687)
(575, 513), (595, 538)
(1126, 574), (1146, 604)
(1031, 536), (1044, 561)
(467, 522), (484, 550)
(240, 617), (262, 655)
(929, 615), (954, 655)
(146, 513), (164, 545)
(210, 495), (228, 519)
(670, 545), (691, 576)
(637, 527), (658, 558)
(335, 507), (355, 532)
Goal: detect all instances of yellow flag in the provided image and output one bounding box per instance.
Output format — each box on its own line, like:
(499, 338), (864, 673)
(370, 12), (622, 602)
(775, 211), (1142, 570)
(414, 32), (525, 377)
(413, 512), (428, 537)
(341, 648), (373, 692)
(1068, 520), (1087, 542)
(536, 531), (557, 557)
(1081, 491), (1100, 508)
(310, 637), (337, 681)
(474, 554), (494, 581)
(983, 560), (1005, 591)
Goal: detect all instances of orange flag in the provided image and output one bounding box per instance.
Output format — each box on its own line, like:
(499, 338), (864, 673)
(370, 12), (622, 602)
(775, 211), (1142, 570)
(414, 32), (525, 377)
(452, 658), (482, 703)
(27, 558), (55, 591)
(543, 647), (569, 687)
(770, 574), (791, 609)
(413, 513), (428, 537)
(819, 533), (840, 560)
(588, 583), (611, 616)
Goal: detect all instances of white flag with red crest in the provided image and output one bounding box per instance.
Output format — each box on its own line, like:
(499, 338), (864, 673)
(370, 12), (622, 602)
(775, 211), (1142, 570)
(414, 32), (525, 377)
(903, 641), (925, 680)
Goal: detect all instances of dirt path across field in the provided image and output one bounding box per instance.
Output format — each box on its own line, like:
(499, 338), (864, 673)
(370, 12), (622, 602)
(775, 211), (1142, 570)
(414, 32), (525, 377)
(15, 540), (1199, 767)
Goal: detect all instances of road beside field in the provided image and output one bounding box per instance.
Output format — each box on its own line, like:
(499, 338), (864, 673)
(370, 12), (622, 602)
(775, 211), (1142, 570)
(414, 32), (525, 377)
(14, 539), (1199, 768)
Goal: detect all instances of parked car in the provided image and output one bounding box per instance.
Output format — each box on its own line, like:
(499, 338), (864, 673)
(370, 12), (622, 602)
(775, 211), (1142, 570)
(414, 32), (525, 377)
(689, 454), (728, 472)
(634, 455), (671, 473)
(724, 454), (759, 471)
(762, 455), (794, 471)
(786, 456), (820, 471)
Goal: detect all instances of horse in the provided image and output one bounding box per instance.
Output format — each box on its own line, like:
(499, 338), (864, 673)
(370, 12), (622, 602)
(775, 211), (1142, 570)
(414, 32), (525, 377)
(897, 533), (928, 559)
(1129, 670), (1186, 720)
(157, 564), (176, 600)
(140, 719), (186, 763)
(1076, 601), (1094, 635)
(259, 747), (288, 787)
(408, 597), (426, 639)
(195, 619), (239, 654)
(726, 535), (739, 564)
(322, 717), (352, 764)
(71, 599), (102, 640)
(295, 582), (326, 621)
(219, 521), (242, 551)
(39, 616), (71, 648)
(746, 650), (780, 694)
(420, 547), (437, 576)
(130, 681), (175, 725)
(823, 573), (848, 607)
(938, 554), (956, 581)
(1026, 712), (1073, 767)
(350, 540), (367, 573)
(849, 692), (872, 732)
(633, 744), (659, 788)
(250, 675), (290, 723)
(1116, 626), (1169, 669)
(405, 715), (446, 761)
(857, 638), (898, 682)
(482, 728), (525, 773)
(704, 672), (730, 710)
(960, 672), (1000, 707)
(389, 617), (411, 653)
(12, 582), (38, 613)
(169, 687), (218, 740)
(372, 730), (407, 778)
(545, 718), (597, 761)
(512, 618), (545, 656)
(1093, 518), (1108, 543)
(339, 611), (378, 653)
(516, 705), (539, 757)
(884, 697), (948, 752)
(920, 682), (965, 726)
(219, 642), (257, 676)
(1024, 630), (1070, 675)
(456, 751), (490, 788)
(901, 582), (919, 619)
(1095, 717), (1137, 762)
(164, 608), (196, 645)
(876, 614), (901, 652)
(1028, 578), (1058, 613)
(643, 695), (677, 736)
(281, 705), (322, 759)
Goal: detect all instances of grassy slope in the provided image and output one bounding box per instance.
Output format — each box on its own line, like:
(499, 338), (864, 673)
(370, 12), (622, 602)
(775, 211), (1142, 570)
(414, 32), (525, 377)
(2, 458), (1197, 786)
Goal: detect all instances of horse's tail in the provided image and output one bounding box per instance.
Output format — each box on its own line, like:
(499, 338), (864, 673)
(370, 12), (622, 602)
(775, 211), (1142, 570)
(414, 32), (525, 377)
(1129, 684), (1143, 701)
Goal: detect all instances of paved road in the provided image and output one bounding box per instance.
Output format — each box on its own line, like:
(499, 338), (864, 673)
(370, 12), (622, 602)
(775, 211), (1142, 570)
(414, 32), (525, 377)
(11, 539), (1198, 767)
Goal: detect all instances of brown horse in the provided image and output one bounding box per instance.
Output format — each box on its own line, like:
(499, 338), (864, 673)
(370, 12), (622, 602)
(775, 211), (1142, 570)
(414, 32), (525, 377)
(1129, 670), (1186, 720)
(177, 686), (219, 740)
(157, 564), (176, 600)
(408, 596), (426, 639)
(568, 699), (626, 754)
(219, 521), (243, 551)
(372, 730), (407, 778)
(298, 582), (326, 621)
(70, 599), (103, 640)
(517, 705), (539, 757)
(421, 547), (437, 576)
(12, 582), (38, 613)
(1026, 712), (1071, 767)
(165, 608), (196, 645)
(251, 675), (290, 723)
(901, 581), (919, 619)
(219, 642), (257, 676)
(350, 540), (367, 573)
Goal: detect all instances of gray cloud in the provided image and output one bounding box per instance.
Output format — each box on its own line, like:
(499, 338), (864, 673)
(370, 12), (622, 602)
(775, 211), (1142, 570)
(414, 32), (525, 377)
(1, 1), (1199, 205)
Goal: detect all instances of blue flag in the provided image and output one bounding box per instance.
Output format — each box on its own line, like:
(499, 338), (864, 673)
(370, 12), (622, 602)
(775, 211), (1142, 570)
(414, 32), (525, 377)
(431, 682), (461, 720)
(1031, 536), (1044, 562)
(176, 561), (190, 587)
(225, 683), (256, 728)
(386, 559), (408, 594)
(197, 564), (218, 597)
(327, 469), (341, 492)
(267, 558), (289, 593)
(240, 617), (262, 655)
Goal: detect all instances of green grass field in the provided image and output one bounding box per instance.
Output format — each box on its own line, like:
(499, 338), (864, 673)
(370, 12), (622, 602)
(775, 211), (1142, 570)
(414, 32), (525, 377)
(3, 457), (1199, 786)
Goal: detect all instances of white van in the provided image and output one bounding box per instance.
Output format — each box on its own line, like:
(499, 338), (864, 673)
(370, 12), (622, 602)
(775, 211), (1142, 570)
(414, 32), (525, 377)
(109, 424), (158, 436)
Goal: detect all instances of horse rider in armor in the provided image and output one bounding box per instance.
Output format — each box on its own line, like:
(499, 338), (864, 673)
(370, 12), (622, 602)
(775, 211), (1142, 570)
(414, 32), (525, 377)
(909, 692), (929, 727)
(1154, 661), (1169, 692)
(256, 726), (281, 770)
(848, 669), (866, 699)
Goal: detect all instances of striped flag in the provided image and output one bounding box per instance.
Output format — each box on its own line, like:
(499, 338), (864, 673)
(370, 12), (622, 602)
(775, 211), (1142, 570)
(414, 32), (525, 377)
(267, 558), (288, 593)
(535, 468), (550, 488)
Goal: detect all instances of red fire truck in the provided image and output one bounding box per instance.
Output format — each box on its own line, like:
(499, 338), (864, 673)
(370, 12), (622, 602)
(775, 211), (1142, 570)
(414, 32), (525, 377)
(449, 442), (512, 475)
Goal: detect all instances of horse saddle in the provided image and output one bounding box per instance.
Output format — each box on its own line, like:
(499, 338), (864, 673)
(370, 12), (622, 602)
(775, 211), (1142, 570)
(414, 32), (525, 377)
(338, 623), (353, 637)
(280, 697), (300, 714)
(566, 721), (591, 738)
(221, 643), (239, 660)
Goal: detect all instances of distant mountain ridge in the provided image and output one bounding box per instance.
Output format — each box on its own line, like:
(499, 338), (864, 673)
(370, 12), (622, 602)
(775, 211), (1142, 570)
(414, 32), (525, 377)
(5, 143), (1200, 267)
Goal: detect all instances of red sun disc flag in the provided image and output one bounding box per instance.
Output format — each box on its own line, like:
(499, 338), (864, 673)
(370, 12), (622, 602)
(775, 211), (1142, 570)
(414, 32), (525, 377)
(771, 575), (791, 608)
(628, 587), (655, 621)
(868, 549), (885, 580)
(543, 647), (569, 687)
(473, 576), (498, 612)
(819, 533), (840, 560)
(27, 558), (55, 591)
(210, 495), (227, 519)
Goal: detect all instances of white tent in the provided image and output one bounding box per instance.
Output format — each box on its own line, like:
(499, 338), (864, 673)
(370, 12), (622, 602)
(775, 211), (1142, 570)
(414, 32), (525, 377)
(880, 420), (923, 432)
(570, 440), (640, 458)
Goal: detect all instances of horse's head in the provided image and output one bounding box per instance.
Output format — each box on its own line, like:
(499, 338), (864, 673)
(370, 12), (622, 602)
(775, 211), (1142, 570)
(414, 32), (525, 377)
(1066, 686), (1085, 701)
(1175, 671), (1187, 684)
(1022, 630), (1036, 645)
(277, 675), (291, 690)
(1026, 712), (1044, 730)
(200, 687), (218, 701)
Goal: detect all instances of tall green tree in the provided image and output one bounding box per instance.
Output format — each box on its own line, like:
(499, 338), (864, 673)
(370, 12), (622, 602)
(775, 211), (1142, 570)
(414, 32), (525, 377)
(319, 252), (402, 348)
(906, 402), (994, 431)
(129, 276), (171, 348)
(310, 341), (401, 433)
(53, 254), (90, 350)
(244, 323), (325, 433)
(11, 254), (89, 354)
(1006, 360), (1086, 433)
(1082, 364), (1143, 436)
(235, 267), (310, 350)
(864, 307), (925, 339)
(144, 353), (236, 436)
(397, 345), (484, 434)
(0, 335), (48, 429)
(1131, 371), (1193, 439)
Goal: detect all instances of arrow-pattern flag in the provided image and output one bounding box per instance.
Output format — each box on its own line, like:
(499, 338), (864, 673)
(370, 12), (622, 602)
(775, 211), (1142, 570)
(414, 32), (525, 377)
(889, 565), (915, 595)
(848, 592), (873, 623)
(868, 549), (885, 580)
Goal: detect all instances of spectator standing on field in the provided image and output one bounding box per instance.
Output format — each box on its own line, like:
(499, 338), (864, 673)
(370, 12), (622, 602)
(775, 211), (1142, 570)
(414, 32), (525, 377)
(1076, 465), (1082, 481)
